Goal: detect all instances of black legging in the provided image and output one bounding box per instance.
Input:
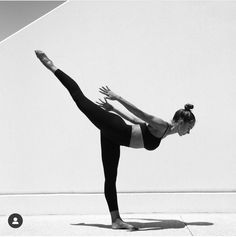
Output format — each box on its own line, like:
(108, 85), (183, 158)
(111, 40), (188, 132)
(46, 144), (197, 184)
(54, 69), (132, 212)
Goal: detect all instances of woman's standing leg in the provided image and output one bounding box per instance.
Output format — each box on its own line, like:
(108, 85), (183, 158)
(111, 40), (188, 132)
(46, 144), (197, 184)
(100, 132), (137, 230)
(100, 132), (120, 213)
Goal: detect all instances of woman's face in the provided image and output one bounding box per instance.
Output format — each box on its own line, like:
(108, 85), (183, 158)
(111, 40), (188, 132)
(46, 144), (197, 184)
(177, 120), (194, 136)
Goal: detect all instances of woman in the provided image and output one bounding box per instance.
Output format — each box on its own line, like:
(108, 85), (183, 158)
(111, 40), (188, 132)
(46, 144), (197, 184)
(35, 50), (195, 231)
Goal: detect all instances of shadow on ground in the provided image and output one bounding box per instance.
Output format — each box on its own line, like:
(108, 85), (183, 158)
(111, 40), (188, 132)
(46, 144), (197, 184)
(71, 218), (213, 231)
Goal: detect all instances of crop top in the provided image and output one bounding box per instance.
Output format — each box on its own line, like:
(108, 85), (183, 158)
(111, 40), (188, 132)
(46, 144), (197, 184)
(140, 123), (169, 151)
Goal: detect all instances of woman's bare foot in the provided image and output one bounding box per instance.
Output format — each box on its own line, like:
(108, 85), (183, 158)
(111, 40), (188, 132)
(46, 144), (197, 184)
(112, 219), (138, 231)
(35, 50), (58, 73)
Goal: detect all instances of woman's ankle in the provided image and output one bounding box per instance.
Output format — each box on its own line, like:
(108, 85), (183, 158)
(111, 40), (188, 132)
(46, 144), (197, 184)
(110, 210), (121, 223)
(50, 65), (58, 73)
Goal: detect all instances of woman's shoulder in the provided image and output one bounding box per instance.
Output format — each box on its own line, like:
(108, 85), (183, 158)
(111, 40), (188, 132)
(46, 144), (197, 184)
(147, 120), (169, 138)
(148, 117), (168, 129)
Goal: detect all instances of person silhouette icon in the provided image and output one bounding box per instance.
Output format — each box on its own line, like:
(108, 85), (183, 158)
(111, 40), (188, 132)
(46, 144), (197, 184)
(8, 213), (23, 228)
(12, 217), (19, 225)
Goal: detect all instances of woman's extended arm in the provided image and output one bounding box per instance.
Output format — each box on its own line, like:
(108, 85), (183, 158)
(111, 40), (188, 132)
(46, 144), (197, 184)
(99, 86), (167, 129)
(113, 107), (145, 125)
(96, 98), (144, 125)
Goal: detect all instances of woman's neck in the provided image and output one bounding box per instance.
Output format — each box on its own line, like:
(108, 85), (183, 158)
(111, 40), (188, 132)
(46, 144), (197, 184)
(165, 122), (179, 137)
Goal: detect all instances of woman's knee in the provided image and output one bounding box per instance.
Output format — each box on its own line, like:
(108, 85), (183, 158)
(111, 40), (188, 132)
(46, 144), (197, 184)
(105, 179), (117, 189)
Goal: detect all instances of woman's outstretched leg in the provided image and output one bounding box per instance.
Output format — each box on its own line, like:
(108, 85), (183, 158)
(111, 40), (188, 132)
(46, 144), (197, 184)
(100, 132), (138, 231)
(35, 50), (131, 146)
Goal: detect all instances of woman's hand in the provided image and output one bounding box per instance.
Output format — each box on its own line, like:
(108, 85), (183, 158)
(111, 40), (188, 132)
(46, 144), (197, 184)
(96, 98), (114, 112)
(99, 86), (119, 100)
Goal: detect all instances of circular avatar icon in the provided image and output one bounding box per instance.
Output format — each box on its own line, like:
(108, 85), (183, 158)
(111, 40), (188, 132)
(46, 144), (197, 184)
(8, 213), (23, 228)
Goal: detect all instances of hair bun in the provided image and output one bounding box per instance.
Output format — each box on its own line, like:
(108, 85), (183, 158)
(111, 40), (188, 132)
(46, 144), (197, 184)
(184, 103), (194, 111)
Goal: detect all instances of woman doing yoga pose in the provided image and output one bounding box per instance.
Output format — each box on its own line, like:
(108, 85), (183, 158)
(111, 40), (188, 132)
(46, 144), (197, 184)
(35, 50), (196, 231)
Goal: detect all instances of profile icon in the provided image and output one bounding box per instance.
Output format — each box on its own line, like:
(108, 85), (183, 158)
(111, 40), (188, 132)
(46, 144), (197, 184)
(12, 217), (19, 225)
(8, 213), (23, 228)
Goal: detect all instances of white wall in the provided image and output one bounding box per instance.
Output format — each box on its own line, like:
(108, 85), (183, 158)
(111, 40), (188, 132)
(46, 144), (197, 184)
(0, 1), (236, 213)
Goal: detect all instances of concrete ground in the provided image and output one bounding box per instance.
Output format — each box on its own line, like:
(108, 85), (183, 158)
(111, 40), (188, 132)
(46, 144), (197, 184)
(1, 213), (236, 236)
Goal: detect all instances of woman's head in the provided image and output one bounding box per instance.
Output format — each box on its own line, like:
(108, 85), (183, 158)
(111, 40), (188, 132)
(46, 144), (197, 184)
(172, 104), (196, 136)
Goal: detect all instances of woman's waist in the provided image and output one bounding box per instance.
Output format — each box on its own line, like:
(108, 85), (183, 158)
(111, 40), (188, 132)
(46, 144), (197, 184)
(129, 124), (144, 149)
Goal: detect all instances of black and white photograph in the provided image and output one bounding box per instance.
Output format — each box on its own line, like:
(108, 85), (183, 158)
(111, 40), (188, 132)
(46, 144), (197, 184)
(0, 0), (236, 236)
